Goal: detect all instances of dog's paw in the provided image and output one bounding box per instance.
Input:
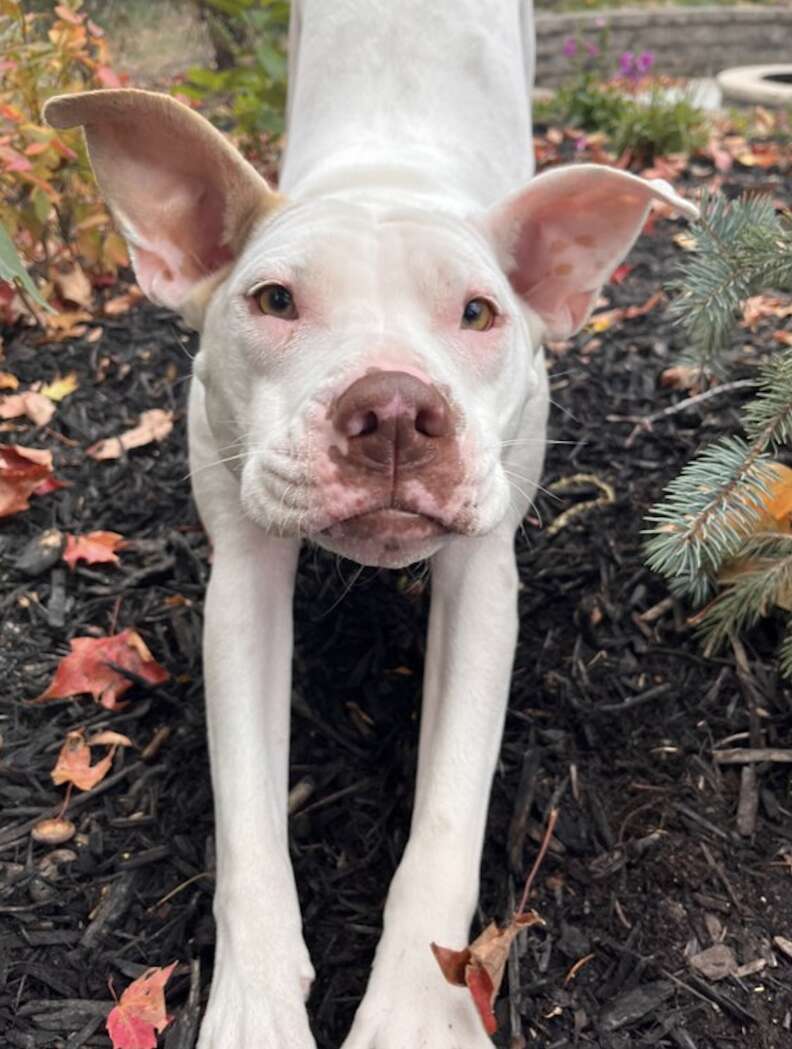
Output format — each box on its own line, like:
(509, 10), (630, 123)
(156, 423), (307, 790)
(341, 955), (494, 1049)
(197, 978), (316, 1049)
(197, 948), (316, 1049)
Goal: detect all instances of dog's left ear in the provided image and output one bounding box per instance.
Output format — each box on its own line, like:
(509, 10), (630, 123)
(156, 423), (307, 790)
(486, 164), (698, 340)
(44, 88), (281, 316)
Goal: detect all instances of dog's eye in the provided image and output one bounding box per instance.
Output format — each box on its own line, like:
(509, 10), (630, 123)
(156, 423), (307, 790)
(255, 284), (297, 319)
(461, 297), (496, 332)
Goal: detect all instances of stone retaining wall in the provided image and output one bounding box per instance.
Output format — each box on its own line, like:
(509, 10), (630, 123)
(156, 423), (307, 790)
(536, 6), (792, 87)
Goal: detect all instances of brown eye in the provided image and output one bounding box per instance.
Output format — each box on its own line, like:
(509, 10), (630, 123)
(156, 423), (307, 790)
(462, 297), (496, 331)
(255, 283), (297, 319)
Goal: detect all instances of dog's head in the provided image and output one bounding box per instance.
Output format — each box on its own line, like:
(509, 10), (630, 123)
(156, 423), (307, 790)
(46, 90), (696, 567)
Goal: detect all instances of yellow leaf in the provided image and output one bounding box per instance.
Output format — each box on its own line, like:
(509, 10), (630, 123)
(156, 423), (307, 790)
(41, 371), (79, 402)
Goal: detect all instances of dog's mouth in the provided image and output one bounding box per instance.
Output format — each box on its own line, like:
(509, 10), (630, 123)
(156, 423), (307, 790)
(323, 508), (448, 543)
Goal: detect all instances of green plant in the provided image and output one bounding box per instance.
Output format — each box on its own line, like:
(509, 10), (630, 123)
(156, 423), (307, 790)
(0, 0), (127, 315)
(610, 89), (707, 164)
(181, 0), (289, 157)
(540, 24), (706, 164)
(644, 193), (792, 669)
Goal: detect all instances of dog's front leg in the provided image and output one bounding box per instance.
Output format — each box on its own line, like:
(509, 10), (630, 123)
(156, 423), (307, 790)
(344, 525), (520, 1049)
(197, 524), (315, 1049)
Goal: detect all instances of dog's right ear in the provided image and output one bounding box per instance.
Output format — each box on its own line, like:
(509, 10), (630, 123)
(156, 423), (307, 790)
(44, 89), (281, 317)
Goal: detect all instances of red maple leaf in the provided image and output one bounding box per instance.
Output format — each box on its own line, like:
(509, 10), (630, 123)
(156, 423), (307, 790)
(37, 629), (169, 710)
(106, 963), (177, 1049)
(0, 445), (55, 517)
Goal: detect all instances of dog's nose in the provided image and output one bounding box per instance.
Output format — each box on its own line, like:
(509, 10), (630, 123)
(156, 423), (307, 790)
(332, 371), (453, 469)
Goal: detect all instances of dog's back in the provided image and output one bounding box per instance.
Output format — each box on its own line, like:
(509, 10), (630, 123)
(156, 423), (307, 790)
(282, 0), (535, 205)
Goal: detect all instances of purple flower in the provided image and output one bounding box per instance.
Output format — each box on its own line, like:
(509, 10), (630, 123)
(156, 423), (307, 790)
(562, 36), (577, 58)
(636, 50), (655, 74)
(585, 41), (600, 58)
(618, 51), (636, 77)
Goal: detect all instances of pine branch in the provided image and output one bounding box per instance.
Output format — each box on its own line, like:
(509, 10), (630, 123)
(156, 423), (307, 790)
(696, 533), (792, 652)
(643, 436), (776, 600)
(667, 193), (792, 376)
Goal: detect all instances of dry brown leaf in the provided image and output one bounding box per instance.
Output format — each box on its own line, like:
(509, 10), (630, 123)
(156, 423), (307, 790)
(741, 294), (792, 331)
(86, 409), (174, 461)
(54, 261), (93, 308)
(0, 391), (56, 426)
(432, 911), (543, 1034)
(63, 530), (125, 569)
(660, 364), (703, 393)
(103, 286), (143, 317)
(31, 817), (76, 845)
(0, 371), (19, 391)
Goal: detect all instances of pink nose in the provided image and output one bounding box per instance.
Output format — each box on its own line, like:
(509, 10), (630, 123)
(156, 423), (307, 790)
(331, 371), (453, 470)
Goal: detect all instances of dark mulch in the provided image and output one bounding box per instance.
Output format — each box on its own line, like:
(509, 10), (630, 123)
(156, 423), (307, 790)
(2, 160), (792, 1049)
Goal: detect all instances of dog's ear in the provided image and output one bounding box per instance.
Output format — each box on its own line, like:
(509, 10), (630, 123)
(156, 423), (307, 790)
(44, 89), (280, 314)
(486, 164), (698, 340)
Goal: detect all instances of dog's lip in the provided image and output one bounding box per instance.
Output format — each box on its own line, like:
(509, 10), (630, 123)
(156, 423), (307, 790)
(322, 508), (448, 542)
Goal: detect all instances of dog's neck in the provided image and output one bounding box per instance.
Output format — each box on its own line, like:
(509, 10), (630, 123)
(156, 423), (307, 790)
(279, 0), (534, 208)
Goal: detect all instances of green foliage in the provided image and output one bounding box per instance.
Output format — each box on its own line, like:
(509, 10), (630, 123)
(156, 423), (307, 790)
(181, 0), (289, 155)
(537, 21), (706, 164)
(644, 194), (792, 669)
(0, 0), (127, 314)
(610, 89), (706, 164)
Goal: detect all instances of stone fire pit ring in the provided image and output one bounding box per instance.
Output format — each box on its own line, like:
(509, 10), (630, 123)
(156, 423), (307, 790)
(717, 64), (792, 108)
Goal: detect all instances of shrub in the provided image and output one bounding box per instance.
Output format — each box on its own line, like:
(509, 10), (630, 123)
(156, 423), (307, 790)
(180, 0), (289, 160)
(539, 24), (706, 164)
(0, 0), (128, 314)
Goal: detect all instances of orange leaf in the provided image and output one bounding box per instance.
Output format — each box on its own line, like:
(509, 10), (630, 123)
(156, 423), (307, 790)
(37, 629), (169, 710)
(51, 729), (115, 791)
(87, 409), (173, 461)
(106, 963), (177, 1049)
(63, 530), (125, 569)
(0, 371), (20, 391)
(0, 445), (55, 517)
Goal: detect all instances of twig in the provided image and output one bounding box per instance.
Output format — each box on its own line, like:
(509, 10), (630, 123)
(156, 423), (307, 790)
(616, 379), (756, 447)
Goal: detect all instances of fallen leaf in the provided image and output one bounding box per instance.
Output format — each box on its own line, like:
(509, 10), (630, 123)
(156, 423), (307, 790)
(432, 911), (543, 1035)
(88, 730), (135, 748)
(87, 409), (174, 461)
(37, 629), (170, 710)
(63, 531), (125, 569)
(774, 331), (792, 347)
(42, 309), (92, 340)
(54, 261), (93, 308)
(0, 444), (54, 517)
(0, 390), (56, 426)
(688, 944), (737, 982)
(660, 364), (703, 393)
(51, 728), (116, 791)
(0, 371), (19, 390)
(609, 263), (632, 285)
(31, 817), (76, 845)
(741, 294), (792, 331)
(103, 286), (143, 317)
(41, 371), (79, 401)
(106, 963), (177, 1049)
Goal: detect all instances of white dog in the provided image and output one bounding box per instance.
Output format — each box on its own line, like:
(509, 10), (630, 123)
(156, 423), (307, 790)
(45, 2), (696, 1046)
